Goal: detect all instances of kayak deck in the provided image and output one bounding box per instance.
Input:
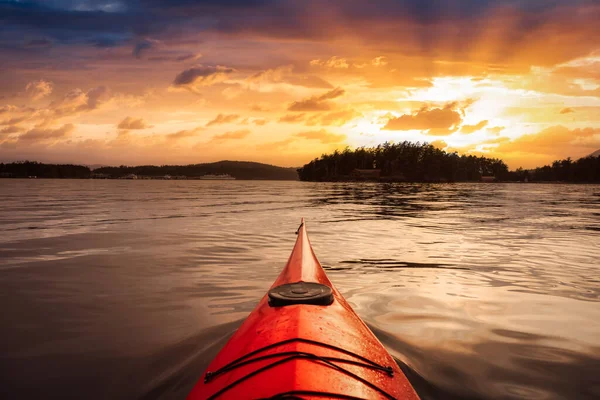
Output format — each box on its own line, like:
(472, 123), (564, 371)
(188, 220), (419, 399)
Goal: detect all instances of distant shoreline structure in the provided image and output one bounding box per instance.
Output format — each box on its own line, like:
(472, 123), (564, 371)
(198, 173), (235, 180)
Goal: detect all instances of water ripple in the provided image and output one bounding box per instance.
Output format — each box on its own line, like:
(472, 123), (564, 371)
(0, 180), (599, 399)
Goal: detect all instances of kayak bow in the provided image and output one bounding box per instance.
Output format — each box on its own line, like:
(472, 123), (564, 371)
(188, 219), (420, 399)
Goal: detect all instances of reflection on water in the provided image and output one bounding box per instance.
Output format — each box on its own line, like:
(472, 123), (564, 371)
(0, 180), (599, 399)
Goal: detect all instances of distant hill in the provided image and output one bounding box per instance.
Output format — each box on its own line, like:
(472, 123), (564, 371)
(94, 160), (299, 180)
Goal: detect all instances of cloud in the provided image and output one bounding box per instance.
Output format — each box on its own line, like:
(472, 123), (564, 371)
(250, 103), (270, 112)
(318, 87), (345, 101)
(1, 1), (598, 167)
(383, 102), (464, 135)
(133, 39), (157, 59)
(0, 105), (35, 126)
(246, 66), (291, 85)
(560, 107), (575, 114)
(279, 113), (306, 123)
(49, 86), (110, 117)
(25, 80), (53, 100)
(209, 129), (251, 143)
(165, 127), (203, 141)
(245, 65), (333, 90)
(371, 56), (388, 67)
(310, 57), (349, 69)
(117, 117), (150, 130)
(305, 109), (361, 126)
(430, 140), (447, 149)
(294, 129), (346, 144)
(0, 105), (17, 115)
(172, 65), (235, 92)
(18, 123), (75, 141)
(176, 53), (202, 62)
(288, 87), (345, 112)
(285, 75), (334, 89)
(487, 126), (505, 135)
(252, 119), (268, 126)
(3, 0), (599, 74)
(1, 125), (23, 135)
(148, 53), (202, 62)
(460, 120), (488, 134)
(206, 114), (240, 127)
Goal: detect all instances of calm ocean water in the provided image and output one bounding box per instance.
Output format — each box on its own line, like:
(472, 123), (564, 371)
(0, 180), (599, 399)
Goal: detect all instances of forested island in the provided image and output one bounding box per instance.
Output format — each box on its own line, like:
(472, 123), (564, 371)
(0, 161), (298, 180)
(296, 142), (600, 183)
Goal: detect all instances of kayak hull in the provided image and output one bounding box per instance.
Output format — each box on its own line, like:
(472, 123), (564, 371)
(188, 221), (419, 399)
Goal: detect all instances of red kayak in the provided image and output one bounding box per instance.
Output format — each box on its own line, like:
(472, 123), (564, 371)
(188, 219), (420, 399)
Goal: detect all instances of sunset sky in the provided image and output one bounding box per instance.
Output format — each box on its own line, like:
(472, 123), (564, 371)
(1, 0), (599, 169)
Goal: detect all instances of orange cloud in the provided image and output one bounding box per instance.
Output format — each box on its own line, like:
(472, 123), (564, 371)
(1, 125), (23, 135)
(246, 66), (333, 89)
(49, 86), (110, 118)
(560, 108), (575, 114)
(171, 65), (235, 92)
(371, 56), (388, 67)
(288, 87), (345, 112)
(206, 114), (240, 127)
(310, 57), (349, 69)
(487, 126), (505, 135)
(117, 117), (151, 130)
(279, 113), (306, 123)
(252, 119), (268, 126)
(430, 140), (447, 149)
(18, 123), (75, 142)
(25, 80), (53, 100)
(165, 127), (203, 141)
(383, 102), (463, 135)
(210, 129), (251, 143)
(461, 120), (488, 134)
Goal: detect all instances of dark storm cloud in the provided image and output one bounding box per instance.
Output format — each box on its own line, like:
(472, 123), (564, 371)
(3, 1), (594, 41)
(172, 65), (235, 88)
(132, 39), (157, 58)
(1, 0), (598, 70)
